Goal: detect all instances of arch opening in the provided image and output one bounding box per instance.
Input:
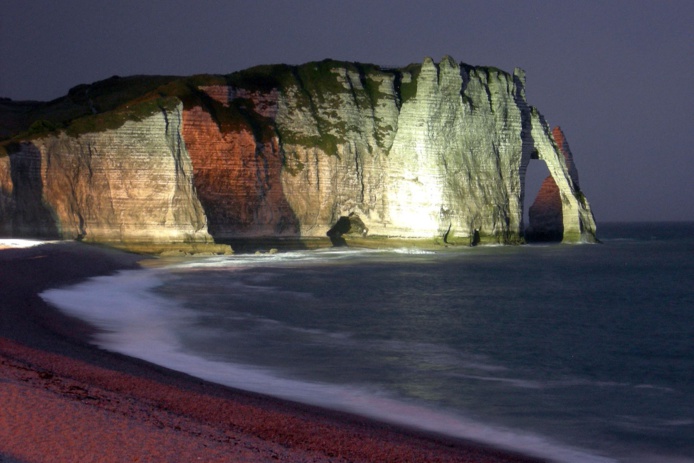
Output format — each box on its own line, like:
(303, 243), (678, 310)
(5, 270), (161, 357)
(523, 158), (551, 230)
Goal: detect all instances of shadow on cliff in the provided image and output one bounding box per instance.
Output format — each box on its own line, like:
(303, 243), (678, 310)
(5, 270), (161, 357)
(510, 73), (564, 244)
(178, 84), (307, 252)
(326, 214), (368, 247)
(4, 143), (60, 239)
(521, 149), (564, 243)
(525, 175), (564, 243)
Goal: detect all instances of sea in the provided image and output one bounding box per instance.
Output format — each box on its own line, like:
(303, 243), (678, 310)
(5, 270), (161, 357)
(40, 222), (694, 463)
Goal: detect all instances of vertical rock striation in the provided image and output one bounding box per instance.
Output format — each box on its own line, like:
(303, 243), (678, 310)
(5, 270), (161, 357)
(1, 105), (210, 244)
(0, 57), (597, 248)
(386, 58), (530, 243)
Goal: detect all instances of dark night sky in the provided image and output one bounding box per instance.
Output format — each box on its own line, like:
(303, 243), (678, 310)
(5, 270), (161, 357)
(2, 0), (692, 223)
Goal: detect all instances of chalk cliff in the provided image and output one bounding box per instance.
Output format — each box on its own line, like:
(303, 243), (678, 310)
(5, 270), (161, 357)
(0, 57), (597, 249)
(1, 108), (210, 244)
(526, 126), (585, 242)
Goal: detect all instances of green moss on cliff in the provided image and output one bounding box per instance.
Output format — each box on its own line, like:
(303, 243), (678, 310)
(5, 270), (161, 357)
(280, 61), (348, 156)
(218, 98), (277, 144)
(274, 60), (400, 155)
(165, 77), (280, 145)
(280, 131), (342, 158)
(281, 150), (305, 176)
(67, 75), (180, 111)
(216, 60), (356, 157)
(397, 64), (421, 104)
(1, 60), (508, 146)
(576, 191), (587, 207)
(40, 74), (254, 141)
(1, 59), (512, 157)
(225, 64), (296, 93)
(0, 75), (194, 141)
(2, 60), (405, 157)
(63, 96), (181, 137)
(296, 60), (351, 100)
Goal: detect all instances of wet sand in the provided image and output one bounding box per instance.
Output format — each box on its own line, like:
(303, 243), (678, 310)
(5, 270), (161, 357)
(0, 242), (544, 463)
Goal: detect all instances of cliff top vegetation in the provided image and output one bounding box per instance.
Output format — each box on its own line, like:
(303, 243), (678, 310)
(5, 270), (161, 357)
(0, 58), (512, 157)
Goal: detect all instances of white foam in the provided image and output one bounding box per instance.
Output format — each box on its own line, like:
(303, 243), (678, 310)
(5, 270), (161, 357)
(0, 238), (56, 248)
(390, 248), (437, 255)
(166, 249), (357, 270)
(39, 266), (620, 463)
(166, 247), (444, 271)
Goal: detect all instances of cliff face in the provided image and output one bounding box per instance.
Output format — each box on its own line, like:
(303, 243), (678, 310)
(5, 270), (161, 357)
(0, 57), (597, 247)
(181, 105), (297, 239)
(1, 106), (210, 243)
(527, 126), (591, 242)
(386, 58), (530, 242)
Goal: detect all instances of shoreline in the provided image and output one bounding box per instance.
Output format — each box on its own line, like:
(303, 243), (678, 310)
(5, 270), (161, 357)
(0, 242), (545, 463)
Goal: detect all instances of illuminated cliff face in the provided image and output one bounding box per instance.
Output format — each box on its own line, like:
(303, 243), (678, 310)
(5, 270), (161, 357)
(1, 107), (211, 244)
(0, 57), (597, 247)
(385, 58), (529, 242)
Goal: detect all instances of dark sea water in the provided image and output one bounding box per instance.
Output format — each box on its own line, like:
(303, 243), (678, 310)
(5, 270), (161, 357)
(42, 223), (694, 463)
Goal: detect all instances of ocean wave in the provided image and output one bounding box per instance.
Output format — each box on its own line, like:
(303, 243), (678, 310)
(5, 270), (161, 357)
(36, 242), (694, 463)
(0, 238), (58, 248)
(38, 273), (617, 463)
(390, 248), (438, 254)
(165, 247), (385, 270)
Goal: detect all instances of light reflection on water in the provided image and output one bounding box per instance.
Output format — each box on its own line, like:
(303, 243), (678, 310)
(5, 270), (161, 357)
(41, 225), (694, 463)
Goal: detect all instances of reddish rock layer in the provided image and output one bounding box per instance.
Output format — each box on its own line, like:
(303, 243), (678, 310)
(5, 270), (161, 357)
(527, 176), (563, 241)
(181, 106), (298, 239)
(527, 126), (583, 241)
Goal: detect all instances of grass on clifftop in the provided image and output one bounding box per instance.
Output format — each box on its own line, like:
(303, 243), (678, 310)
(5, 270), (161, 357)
(1, 59), (428, 156)
(0, 75), (186, 143)
(397, 63), (421, 105)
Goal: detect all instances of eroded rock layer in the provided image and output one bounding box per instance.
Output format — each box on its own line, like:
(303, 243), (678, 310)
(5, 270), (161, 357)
(0, 57), (597, 247)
